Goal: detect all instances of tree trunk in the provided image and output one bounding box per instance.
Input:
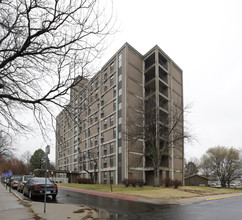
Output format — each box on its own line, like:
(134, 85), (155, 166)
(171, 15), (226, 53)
(153, 167), (160, 187)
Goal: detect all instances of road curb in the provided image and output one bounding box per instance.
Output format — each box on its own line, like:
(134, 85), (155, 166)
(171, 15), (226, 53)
(206, 194), (242, 201)
(58, 185), (138, 201)
(11, 190), (23, 201)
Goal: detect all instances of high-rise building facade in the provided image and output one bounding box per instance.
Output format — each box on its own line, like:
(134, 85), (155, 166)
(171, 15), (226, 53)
(56, 43), (184, 185)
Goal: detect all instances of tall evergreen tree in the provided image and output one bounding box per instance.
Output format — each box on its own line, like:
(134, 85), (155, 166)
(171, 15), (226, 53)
(29, 149), (50, 172)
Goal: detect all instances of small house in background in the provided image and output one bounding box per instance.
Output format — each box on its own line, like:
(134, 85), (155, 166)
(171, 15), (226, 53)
(185, 174), (210, 186)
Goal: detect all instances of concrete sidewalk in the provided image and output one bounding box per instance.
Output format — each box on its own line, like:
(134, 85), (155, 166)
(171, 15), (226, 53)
(0, 183), (32, 220)
(0, 183), (105, 220)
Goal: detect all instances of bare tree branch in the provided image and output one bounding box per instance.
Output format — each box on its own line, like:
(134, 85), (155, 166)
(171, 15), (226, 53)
(0, 0), (115, 135)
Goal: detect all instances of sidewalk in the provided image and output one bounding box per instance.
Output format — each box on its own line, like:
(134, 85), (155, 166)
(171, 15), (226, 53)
(0, 183), (32, 220)
(0, 183), (105, 220)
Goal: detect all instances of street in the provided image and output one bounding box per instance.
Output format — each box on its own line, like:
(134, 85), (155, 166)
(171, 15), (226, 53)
(15, 187), (242, 219)
(58, 188), (242, 219)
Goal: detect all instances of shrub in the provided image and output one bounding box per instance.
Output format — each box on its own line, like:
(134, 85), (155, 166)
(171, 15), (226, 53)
(122, 178), (144, 187)
(129, 179), (137, 187)
(173, 179), (182, 188)
(76, 178), (92, 184)
(122, 179), (129, 187)
(164, 178), (173, 187)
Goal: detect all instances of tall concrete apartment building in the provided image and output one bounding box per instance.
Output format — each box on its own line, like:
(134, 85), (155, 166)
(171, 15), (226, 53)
(56, 43), (184, 185)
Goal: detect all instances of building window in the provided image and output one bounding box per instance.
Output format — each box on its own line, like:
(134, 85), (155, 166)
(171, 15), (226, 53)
(83, 89), (87, 99)
(104, 69), (107, 80)
(84, 100), (87, 108)
(74, 126), (78, 134)
(118, 54), (122, 68)
(101, 133), (104, 143)
(74, 154), (77, 162)
(83, 152), (86, 160)
(118, 88), (122, 96)
(110, 156), (114, 167)
(110, 142), (114, 154)
(104, 81), (108, 91)
(104, 119), (107, 129)
(101, 108), (104, 118)
(110, 62), (114, 73)
(118, 103), (122, 110)
(110, 115), (114, 126)
(85, 140), (88, 149)
(74, 145), (78, 153)
(74, 107), (78, 114)
(88, 128), (90, 137)
(101, 96), (104, 106)
(90, 138), (93, 147)
(74, 117), (78, 124)
(90, 115), (93, 124)
(110, 75), (114, 86)
(95, 136), (98, 146)
(113, 100), (116, 110)
(74, 135), (78, 144)
(95, 90), (98, 99)
(113, 127), (116, 138)
(90, 93), (94, 102)
(103, 144), (107, 155)
(95, 78), (99, 88)
(103, 171), (107, 184)
(91, 82), (94, 92)
(103, 157), (107, 168)
(113, 86), (116, 97)
(95, 112), (98, 122)
(118, 74), (122, 82)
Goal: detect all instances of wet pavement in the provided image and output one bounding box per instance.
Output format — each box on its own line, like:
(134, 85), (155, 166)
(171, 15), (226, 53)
(2, 183), (242, 219)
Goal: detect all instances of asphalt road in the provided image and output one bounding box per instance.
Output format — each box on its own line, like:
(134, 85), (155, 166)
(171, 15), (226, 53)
(15, 188), (242, 219)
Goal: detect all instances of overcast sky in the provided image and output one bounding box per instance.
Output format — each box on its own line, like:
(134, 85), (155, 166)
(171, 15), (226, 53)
(17, 0), (242, 162)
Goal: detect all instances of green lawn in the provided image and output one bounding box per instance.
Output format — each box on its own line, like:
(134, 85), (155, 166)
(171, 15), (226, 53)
(57, 183), (242, 199)
(58, 183), (158, 193)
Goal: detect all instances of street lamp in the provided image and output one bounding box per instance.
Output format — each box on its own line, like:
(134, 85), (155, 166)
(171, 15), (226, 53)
(44, 145), (50, 213)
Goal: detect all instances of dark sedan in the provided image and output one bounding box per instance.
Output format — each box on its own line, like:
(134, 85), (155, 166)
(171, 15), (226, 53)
(23, 177), (58, 200)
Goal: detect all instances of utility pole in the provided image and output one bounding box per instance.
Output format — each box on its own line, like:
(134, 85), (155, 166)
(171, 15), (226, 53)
(44, 145), (50, 213)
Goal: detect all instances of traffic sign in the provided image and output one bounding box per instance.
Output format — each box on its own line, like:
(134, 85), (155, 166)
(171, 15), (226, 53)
(8, 170), (13, 176)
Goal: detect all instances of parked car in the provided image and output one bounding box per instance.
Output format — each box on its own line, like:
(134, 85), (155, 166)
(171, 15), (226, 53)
(23, 177), (58, 200)
(17, 175), (34, 193)
(3, 177), (9, 185)
(5, 177), (11, 186)
(11, 176), (22, 189)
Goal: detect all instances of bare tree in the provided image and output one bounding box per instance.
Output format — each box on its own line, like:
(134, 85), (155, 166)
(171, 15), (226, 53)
(21, 150), (31, 165)
(21, 150), (31, 172)
(0, 0), (114, 134)
(125, 99), (193, 186)
(0, 130), (13, 158)
(80, 147), (98, 184)
(200, 146), (241, 187)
